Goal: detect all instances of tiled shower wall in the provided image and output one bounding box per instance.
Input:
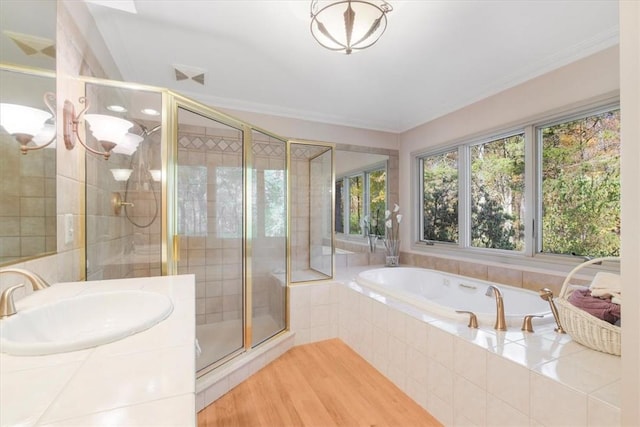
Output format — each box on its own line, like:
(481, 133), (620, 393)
(309, 150), (332, 273)
(85, 120), (162, 282)
(290, 154), (310, 273)
(177, 126), (243, 325)
(290, 144), (333, 275)
(177, 127), (286, 325)
(251, 132), (286, 323)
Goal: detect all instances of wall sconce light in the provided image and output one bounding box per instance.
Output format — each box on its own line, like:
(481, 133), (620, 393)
(0, 92), (56, 154)
(63, 97), (134, 160)
(110, 168), (133, 181)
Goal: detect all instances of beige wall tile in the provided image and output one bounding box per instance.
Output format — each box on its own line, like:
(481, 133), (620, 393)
(488, 266), (523, 287)
(523, 271), (565, 295)
(435, 257), (459, 274)
(459, 261), (488, 281)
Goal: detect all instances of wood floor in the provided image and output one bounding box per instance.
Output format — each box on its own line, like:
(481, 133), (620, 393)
(197, 339), (442, 427)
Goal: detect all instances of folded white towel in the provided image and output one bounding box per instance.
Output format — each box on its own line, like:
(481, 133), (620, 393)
(589, 272), (621, 303)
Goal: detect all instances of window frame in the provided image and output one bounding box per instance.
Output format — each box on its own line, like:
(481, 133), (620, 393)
(534, 104), (621, 258)
(413, 99), (620, 267)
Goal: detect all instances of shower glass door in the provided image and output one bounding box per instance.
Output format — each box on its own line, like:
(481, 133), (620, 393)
(176, 106), (244, 373)
(250, 129), (287, 346)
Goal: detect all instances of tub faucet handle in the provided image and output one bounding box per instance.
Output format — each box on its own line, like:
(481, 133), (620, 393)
(456, 310), (478, 329)
(521, 314), (544, 333)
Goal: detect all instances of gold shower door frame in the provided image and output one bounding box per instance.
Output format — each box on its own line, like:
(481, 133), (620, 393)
(65, 75), (337, 375)
(167, 92), (291, 375)
(286, 140), (336, 285)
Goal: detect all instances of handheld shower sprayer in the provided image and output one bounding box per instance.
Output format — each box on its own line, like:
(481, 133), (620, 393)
(539, 288), (566, 334)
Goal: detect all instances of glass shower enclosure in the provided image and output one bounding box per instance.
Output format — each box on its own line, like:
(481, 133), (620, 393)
(83, 79), (291, 376)
(289, 141), (334, 283)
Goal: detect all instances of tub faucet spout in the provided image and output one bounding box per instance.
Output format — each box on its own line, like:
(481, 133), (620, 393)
(485, 285), (507, 331)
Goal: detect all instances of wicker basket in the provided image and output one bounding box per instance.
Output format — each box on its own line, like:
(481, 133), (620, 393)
(556, 256), (621, 356)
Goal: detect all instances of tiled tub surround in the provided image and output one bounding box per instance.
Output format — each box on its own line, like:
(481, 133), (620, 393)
(289, 267), (621, 426)
(400, 252), (593, 297)
(0, 274), (196, 426)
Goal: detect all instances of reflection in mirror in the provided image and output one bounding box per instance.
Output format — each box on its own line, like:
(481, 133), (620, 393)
(289, 141), (334, 282)
(0, 1), (56, 71)
(0, 68), (57, 265)
(333, 145), (399, 262)
(335, 151), (388, 237)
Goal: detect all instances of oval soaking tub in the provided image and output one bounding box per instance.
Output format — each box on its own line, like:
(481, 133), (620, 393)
(355, 267), (552, 327)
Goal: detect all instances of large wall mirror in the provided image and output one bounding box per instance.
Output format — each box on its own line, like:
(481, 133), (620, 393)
(334, 144), (399, 252)
(0, 1), (57, 266)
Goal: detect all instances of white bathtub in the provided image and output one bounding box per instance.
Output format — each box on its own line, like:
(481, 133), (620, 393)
(355, 267), (552, 327)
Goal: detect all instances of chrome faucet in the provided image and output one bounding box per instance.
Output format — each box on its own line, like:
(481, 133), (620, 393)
(485, 285), (507, 331)
(0, 268), (51, 317)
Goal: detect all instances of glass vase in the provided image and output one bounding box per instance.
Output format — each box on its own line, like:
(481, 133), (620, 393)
(367, 234), (378, 253)
(385, 255), (400, 267)
(384, 239), (400, 267)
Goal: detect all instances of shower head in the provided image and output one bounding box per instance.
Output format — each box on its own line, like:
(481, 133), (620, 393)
(538, 288), (566, 334)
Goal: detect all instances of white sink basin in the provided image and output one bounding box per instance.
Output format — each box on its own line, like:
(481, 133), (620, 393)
(0, 290), (173, 356)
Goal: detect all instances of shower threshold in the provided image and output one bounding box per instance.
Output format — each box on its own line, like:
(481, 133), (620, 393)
(196, 314), (282, 372)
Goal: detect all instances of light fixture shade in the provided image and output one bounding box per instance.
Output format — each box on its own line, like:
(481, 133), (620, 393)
(84, 114), (133, 143)
(310, 0), (392, 54)
(112, 132), (144, 155)
(0, 103), (52, 136)
(110, 168), (133, 181)
(32, 122), (56, 147)
(149, 169), (161, 182)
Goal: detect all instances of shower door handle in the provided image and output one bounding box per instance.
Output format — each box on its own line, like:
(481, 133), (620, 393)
(173, 235), (181, 262)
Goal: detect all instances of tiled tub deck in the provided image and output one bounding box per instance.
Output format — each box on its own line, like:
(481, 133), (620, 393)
(289, 269), (621, 427)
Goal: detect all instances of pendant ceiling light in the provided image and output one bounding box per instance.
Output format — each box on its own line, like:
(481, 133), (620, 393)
(310, 0), (393, 54)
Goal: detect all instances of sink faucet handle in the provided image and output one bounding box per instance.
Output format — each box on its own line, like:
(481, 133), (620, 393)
(521, 314), (544, 333)
(0, 284), (25, 318)
(456, 310), (478, 328)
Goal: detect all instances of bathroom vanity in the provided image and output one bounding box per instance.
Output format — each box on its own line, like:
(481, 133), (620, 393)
(0, 275), (195, 426)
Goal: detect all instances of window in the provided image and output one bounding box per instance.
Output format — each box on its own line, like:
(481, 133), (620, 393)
(335, 179), (344, 233)
(416, 104), (620, 259)
(263, 169), (285, 237)
(348, 175), (363, 235)
(216, 166), (243, 238)
(539, 109), (620, 257)
(336, 166), (387, 236)
(368, 169), (387, 236)
(178, 165), (207, 236)
(471, 134), (525, 250)
(421, 150), (458, 243)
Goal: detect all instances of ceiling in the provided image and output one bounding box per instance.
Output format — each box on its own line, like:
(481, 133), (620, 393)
(84, 0), (619, 133)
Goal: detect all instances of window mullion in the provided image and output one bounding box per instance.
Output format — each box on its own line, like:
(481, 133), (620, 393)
(459, 145), (470, 249)
(344, 178), (350, 234)
(524, 125), (536, 257)
(364, 171), (371, 220)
